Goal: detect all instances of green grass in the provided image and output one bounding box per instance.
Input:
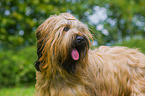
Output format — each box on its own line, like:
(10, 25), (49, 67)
(0, 86), (35, 96)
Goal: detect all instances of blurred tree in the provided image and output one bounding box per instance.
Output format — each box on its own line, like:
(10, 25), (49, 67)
(90, 0), (145, 45)
(0, 0), (95, 50)
(0, 0), (145, 49)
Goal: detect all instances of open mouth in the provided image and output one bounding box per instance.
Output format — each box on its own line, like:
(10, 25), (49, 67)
(71, 48), (79, 60)
(71, 35), (89, 61)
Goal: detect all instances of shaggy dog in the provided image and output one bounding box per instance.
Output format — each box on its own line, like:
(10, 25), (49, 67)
(35, 13), (145, 96)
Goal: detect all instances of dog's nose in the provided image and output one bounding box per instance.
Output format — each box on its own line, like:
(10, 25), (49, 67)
(75, 36), (84, 44)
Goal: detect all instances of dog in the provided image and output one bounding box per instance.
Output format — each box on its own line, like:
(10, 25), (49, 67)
(35, 13), (145, 96)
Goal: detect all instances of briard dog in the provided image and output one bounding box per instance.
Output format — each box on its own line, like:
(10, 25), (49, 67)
(35, 13), (145, 96)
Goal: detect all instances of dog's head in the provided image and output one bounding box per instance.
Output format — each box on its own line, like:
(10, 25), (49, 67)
(35, 13), (93, 73)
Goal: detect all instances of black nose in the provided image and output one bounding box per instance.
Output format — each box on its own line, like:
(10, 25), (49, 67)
(75, 36), (84, 44)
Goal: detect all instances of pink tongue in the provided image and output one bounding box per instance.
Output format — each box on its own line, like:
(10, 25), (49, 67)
(71, 49), (79, 60)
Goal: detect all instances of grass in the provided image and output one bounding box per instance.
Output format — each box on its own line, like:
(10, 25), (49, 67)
(0, 86), (35, 96)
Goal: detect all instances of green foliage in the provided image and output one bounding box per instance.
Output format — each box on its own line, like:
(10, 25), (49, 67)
(1, 0), (145, 46)
(0, 0), (96, 48)
(90, 0), (145, 45)
(115, 38), (145, 53)
(0, 46), (37, 87)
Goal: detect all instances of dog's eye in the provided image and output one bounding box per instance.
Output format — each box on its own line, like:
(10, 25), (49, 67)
(63, 26), (69, 32)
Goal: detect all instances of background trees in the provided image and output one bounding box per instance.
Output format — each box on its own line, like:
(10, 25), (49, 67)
(0, 0), (145, 87)
(1, 0), (145, 48)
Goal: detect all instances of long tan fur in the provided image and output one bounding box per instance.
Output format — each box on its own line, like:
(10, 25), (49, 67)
(35, 13), (145, 96)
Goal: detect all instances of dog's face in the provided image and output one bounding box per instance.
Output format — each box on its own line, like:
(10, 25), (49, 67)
(35, 13), (92, 73)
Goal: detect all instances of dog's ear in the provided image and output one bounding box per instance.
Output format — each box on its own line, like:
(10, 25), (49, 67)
(35, 26), (44, 71)
(35, 43), (43, 71)
(34, 16), (58, 71)
(35, 60), (41, 71)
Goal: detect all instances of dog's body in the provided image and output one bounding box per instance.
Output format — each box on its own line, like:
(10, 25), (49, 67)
(35, 13), (145, 96)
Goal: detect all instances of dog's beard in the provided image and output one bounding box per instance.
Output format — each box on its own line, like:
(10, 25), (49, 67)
(59, 35), (89, 73)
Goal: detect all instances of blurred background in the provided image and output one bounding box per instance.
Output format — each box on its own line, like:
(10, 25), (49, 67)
(0, 0), (145, 95)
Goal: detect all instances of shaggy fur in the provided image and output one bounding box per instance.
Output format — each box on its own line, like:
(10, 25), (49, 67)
(35, 13), (145, 96)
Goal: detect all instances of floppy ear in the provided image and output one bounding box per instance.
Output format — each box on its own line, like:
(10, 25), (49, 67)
(35, 43), (42, 71)
(34, 16), (58, 71)
(35, 25), (44, 71)
(35, 60), (41, 71)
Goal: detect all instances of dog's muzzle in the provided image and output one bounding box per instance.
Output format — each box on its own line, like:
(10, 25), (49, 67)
(60, 35), (89, 73)
(71, 36), (88, 61)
